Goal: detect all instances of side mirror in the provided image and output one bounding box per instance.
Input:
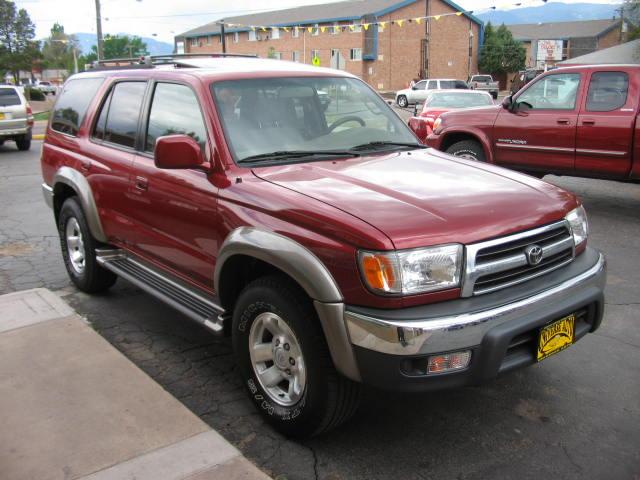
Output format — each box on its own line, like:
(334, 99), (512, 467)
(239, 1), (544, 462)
(411, 85), (417, 90)
(154, 135), (205, 170)
(502, 95), (513, 110)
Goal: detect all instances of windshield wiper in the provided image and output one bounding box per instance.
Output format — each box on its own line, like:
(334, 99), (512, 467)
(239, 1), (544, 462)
(239, 150), (359, 163)
(350, 141), (427, 151)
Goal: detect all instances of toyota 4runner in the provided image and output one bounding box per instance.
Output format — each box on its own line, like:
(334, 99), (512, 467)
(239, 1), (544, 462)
(41, 55), (606, 437)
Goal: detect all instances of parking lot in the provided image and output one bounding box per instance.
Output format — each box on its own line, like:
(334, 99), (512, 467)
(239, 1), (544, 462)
(1, 141), (638, 479)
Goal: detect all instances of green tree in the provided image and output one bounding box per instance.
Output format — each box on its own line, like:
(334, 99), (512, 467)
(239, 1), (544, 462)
(41, 23), (79, 74)
(624, 0), (640, 40)
(0, 0), (40, 83)
(94, 34), (149, 60)
(479, 22), (526, 75)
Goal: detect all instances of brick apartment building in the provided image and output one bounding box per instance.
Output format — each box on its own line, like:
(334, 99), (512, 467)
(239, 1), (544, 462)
(506, 18), (630, 70)
(175, 0), (483, 91)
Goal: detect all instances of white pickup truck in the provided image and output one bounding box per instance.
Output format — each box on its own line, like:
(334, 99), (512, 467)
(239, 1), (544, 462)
(468, 74), (499, 99)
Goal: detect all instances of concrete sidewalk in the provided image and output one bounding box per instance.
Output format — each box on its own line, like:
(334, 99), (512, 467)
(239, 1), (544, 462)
(0, 288), (270, 480)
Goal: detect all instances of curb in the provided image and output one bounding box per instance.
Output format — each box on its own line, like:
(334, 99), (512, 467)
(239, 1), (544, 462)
(33, 134), (45, 140)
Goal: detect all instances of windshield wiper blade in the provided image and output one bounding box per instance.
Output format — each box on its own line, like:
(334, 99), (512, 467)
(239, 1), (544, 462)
(350, 141), (427, 151)
(239, 150), (360, 163)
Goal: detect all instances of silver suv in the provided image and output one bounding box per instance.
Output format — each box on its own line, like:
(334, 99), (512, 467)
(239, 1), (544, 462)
(0, 86), (33, 151)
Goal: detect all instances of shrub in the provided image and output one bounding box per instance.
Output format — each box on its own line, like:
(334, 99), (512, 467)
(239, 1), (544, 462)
(25, 87), (46, 101)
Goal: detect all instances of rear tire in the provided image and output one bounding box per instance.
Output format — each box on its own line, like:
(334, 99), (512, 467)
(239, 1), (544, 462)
(16, 133), (31, 151)
(232, 275), (361, 438)
(58, 197), (117, 293)
(446, 140), (486, 162)
(397, 95), (408, 108)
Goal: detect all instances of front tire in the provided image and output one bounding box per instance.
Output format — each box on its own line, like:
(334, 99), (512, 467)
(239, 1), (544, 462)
(58, 197), (117, 293)
(397, 95), (408, 108)
(446, 140), (486, 162)
(232, 275), (361, 438)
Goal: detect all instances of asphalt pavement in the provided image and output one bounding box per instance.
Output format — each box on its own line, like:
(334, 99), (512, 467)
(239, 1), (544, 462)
(1, 141), (638, 480)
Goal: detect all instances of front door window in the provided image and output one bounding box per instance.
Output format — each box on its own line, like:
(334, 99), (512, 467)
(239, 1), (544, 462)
(516, 73), (580, 110)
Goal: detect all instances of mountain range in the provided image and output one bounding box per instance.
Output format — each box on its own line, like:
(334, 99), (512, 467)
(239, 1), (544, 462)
(476, 2), (622, 25)
(72, 32), (174, 56)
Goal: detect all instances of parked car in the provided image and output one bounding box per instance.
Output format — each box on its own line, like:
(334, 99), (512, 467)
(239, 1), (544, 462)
(0, 85), (33, 151)
(41, 56), (605, 438)
(37, 81), (57, 95)
(510, 69), (543, 95)
(408, 89), (494, 143)
(468, 74), (499, 99)
(427, 64), (640, 181)
(396, 78), (468, 107)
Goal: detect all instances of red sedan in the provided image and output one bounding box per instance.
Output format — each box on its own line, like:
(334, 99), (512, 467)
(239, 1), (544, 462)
(408, 89), (494, 143)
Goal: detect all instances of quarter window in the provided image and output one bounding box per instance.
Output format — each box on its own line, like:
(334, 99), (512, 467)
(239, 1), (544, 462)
(517, 73), (581, 110)
(97, 82), (146, 148)
(51, 78), (104, 136)
(145, 83), (207, 153)
(586, 71), (629, 112)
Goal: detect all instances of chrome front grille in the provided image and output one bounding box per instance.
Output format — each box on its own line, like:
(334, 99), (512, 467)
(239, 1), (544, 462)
(462, 221), (575, 297)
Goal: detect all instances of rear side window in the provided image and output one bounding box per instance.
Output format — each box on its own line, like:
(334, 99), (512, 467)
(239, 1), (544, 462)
(0, 88), (21, 106)
(145, 83), (207, 152)
(51, 78), (104, 136)
(95, 82), (146, 148)
(427, 80), (437, 89)
(586, 71), (629, 112)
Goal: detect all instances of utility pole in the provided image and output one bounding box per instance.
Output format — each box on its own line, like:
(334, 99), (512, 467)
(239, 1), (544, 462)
(95, 0), (104, 60)
(219, 21), (226, 54)
(616, 5), (625, 42)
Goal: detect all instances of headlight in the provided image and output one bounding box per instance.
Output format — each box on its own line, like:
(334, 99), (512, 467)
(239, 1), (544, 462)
(358, 244), (463, 295)
(432, 117), (442, 133)
(565, 205), (588, 248)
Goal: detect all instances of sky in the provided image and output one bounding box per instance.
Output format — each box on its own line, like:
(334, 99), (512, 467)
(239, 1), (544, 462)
(15, 0), (622, 44)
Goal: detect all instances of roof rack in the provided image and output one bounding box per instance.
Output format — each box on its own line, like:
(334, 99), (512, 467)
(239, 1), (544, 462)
(87, 53), (258, 71)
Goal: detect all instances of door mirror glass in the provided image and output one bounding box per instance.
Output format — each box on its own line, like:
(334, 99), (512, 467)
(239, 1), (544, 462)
(154, 135), (205, 170)
(501, 95), (512, 109)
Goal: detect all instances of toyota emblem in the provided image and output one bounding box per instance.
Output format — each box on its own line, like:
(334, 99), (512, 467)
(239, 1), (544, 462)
(524, 244), (544, 266)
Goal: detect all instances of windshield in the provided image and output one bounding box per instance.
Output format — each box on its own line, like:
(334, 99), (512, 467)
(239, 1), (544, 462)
(426, 92), (493, 109)
(211, 76), (417, 163)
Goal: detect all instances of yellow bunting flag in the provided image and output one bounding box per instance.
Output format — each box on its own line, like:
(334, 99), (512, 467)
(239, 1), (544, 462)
(456, 11), (463, 16)
(363, 23), (369, 30)
(320, 26), (326, 32)
(415, 17), (422, 24)
(434, 15), (441, 20)
(261, 26), (267, 32)
(250, 26), (256, 31)
(307, 26), (313, 33)
(349, 24), (355, 31)
(283, 26), (289, 32)
(396, 19), (404, 27)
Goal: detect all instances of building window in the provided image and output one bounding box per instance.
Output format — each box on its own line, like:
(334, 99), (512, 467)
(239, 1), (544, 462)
(350, 48), (362, 61)
(248, 30), (257, 41)
(206, 36), (212, 45)
(271, 27), (280, 40)
(311, 49), (320, 60)
(233, 32), (239, 43)
(292, 51), (301, 62)
(332, 22), (340, 34)
(292, 26), (300, 38)
(190, 38), (198, 47)
(312, 23), (319, 36)
(273, 52), (282, 60)
(351, 24), (362, 33)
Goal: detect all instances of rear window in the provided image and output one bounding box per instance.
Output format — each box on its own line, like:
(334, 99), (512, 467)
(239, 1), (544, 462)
(51, 78), (104, 136)
(0, 88), (21, 107)
(473, 76), (492, 83)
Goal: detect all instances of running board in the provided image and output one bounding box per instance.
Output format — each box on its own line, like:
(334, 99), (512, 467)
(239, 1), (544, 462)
(96, 249), (225, 334)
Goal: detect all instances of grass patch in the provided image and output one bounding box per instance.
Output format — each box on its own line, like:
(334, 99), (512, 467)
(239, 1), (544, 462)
(33, 111), (50, 121)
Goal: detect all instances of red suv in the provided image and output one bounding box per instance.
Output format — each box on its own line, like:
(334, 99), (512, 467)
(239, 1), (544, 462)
(41, 55), (606, 437)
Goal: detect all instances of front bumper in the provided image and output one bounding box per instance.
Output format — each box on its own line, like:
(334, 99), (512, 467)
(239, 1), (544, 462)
(42, 183), (54, 209)
(345, 248), (605, 391)
(425, 132), (443, 150)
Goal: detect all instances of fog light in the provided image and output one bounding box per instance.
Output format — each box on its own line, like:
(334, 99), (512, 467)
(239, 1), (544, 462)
(427, 350), (471, 374)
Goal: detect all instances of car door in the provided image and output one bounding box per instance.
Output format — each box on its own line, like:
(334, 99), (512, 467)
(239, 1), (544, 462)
(409, 80), (427, 103)
(127, 81), (219, 288)
(575, 70), (635, 178)
(83, 80), (147, 243)
(492, 72), (582, 172)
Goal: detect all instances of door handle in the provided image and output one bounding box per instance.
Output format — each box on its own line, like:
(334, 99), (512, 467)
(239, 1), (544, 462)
(556, 118), (571, 125)
(581, 119), (596, 125)
(135, 176), (148, 191)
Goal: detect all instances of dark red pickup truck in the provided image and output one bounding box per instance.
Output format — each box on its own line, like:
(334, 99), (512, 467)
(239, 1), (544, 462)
(427, 64), (640, 181)
(42, 55), (605, 437)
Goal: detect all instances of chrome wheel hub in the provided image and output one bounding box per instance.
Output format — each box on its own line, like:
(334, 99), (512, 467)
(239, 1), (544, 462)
(65, 217), (85, 274)
(249, 312), (306, 406)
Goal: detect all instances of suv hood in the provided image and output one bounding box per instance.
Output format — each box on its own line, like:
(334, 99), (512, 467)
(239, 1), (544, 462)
(252, 150), (578, 250)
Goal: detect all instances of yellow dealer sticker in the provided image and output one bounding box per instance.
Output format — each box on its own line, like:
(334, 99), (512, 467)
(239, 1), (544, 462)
(537, 314), (575, 361)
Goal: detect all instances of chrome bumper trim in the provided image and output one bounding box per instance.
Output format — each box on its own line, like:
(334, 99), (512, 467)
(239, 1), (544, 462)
(42, 183), (54, 209)
(345, 252), (605, 356)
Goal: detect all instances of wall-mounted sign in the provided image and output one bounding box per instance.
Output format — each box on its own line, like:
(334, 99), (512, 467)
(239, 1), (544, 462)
(536, 39), (563, 62)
